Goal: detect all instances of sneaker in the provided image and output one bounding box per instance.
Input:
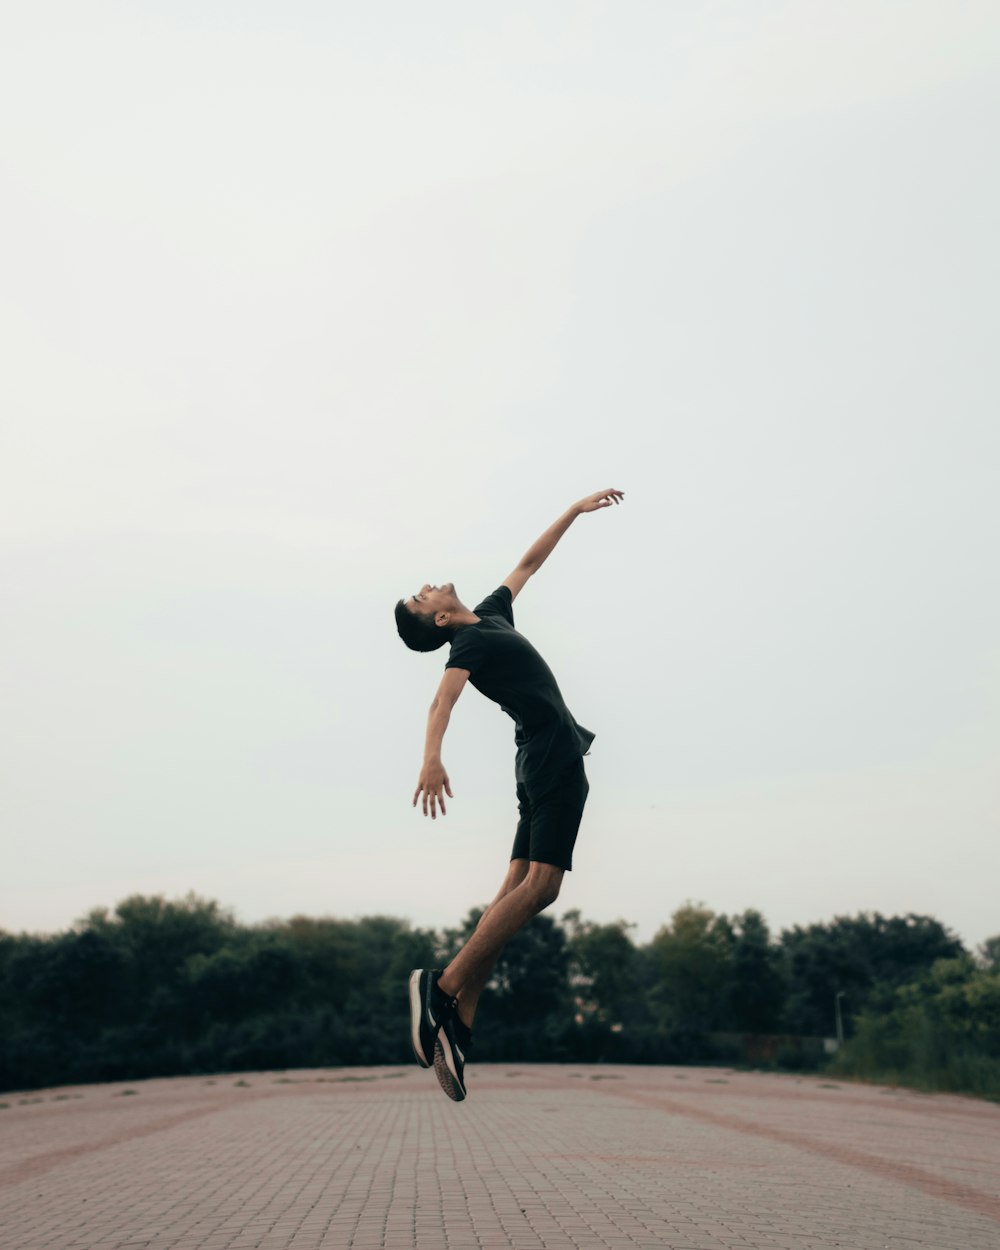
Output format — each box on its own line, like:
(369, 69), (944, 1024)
(433, 1013), (471, 1101)
(408, 969), (456, 1069)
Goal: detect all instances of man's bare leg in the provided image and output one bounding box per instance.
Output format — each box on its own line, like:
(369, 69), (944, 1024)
(452, 859), (529, 1027)
(438, 861), (564, 1015)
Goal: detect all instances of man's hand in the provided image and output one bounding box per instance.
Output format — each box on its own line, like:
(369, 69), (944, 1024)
(413, 760), (453, 819)
(575, 488), (625, 514)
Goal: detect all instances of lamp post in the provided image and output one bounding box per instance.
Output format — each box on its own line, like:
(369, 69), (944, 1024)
(835, 991), (846, 1047)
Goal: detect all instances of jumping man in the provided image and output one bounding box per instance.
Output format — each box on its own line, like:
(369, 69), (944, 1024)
(394, 487), (625, 1101)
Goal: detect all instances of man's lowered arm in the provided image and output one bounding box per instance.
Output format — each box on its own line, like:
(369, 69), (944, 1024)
(412, 666), (469, 819)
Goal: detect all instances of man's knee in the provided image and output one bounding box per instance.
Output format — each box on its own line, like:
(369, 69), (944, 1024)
(532, 887), (560, 912)
(526, 866), (563, 911)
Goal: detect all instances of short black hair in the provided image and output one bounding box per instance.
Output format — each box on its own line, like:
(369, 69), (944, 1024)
(395, 599), (451, 652)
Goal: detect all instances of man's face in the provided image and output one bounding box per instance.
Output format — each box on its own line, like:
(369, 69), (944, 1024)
(404, 583), (456, 619)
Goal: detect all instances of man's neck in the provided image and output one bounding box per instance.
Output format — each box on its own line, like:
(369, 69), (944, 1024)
(449, 608), (480, 628)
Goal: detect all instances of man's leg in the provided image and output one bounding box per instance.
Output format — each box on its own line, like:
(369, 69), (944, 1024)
(452, 858), (529, 1027)
(438, 861), (564, 1011)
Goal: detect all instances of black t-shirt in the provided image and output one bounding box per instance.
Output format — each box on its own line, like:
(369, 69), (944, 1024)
(445, 585), (595, 790)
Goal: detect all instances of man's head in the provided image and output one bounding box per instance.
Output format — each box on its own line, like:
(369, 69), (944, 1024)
(394, 583), (462, 652)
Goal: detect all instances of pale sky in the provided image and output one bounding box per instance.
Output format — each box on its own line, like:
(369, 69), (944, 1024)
(2, 2), (998, 950)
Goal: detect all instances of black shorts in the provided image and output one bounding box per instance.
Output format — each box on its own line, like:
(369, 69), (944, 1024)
(510, 756), (589, 872)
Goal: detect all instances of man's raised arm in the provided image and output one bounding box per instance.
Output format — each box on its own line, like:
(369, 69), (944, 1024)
(502, 488), (625, 601)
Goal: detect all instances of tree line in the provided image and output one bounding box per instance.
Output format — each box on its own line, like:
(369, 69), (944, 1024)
(1, 894), (997, 1098)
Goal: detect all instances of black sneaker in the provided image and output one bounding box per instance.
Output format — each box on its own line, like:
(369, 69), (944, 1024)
(433, 1013), (471, 1101)
(408, 969), (456, 1069)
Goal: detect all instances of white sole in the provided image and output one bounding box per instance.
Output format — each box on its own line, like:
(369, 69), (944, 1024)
(433, 1032), (466, 1101)
(409, 970), (431, 1067)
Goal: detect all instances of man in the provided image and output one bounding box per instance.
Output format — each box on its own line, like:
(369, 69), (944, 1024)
(394, 487), (624, 1101)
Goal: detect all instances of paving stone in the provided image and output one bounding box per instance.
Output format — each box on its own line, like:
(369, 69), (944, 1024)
(1, 1064), (999, 1248)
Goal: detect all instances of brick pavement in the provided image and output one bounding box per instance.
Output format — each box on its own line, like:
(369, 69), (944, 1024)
(1, 1064), (998, 1250)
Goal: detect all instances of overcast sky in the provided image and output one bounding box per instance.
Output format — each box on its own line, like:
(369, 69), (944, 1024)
(2, 1), (998, 951)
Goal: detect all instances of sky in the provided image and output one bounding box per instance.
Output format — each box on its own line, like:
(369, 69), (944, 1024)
(2, 1), (998, 951)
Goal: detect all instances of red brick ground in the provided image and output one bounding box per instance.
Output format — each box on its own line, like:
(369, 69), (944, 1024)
(2, 1064), (998, 1249)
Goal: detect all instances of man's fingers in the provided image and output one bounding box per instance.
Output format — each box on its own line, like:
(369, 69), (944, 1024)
(582, 488), (624, 512)
(413, 777), (453, 816)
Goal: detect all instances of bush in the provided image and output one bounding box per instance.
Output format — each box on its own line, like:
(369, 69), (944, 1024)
(831, 958), (1000, 1100)
(2, 896), (994, 1094)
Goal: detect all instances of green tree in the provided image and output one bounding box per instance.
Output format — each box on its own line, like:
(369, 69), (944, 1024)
(648, 903), (730, 1032)
(271, 914), (438, 1065)
(184, 933), (302, 1023)
(563, 909), (642, 1027)
(781, 912), (963, 1037)
(2, 929), (124, 1033)
(82, 892), (235, 1020)
(977, 934), (1000, 972)
(717, 909), (786, 1033)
